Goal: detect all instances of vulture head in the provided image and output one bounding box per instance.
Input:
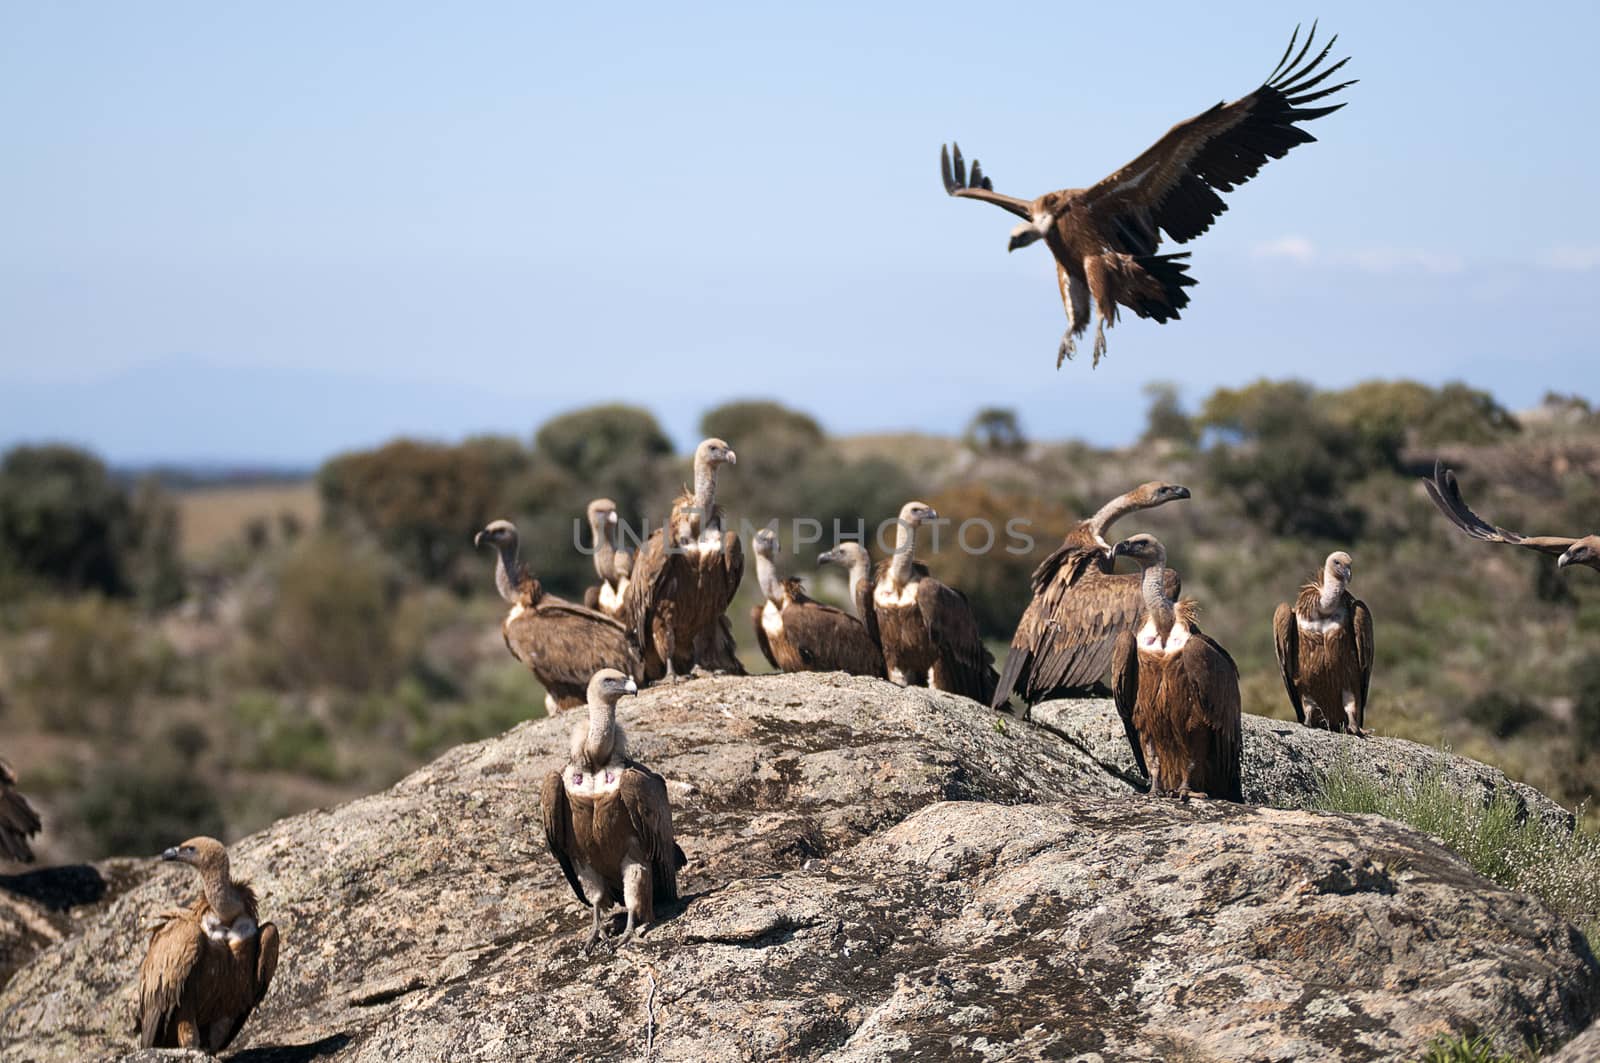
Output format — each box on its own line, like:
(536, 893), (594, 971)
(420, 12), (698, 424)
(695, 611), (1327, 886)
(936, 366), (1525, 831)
(1558, 540), (1599, 571)
(587, 668), (639, 705)
(818, 541), (871, 570)
(897, 501), (939, 528)
(752, 527), (780, 559)
(695, 438), (738, 469)
(161, 836), (229, 875)
(1325, 551), (1354, 584)
(586, 499), (620, 530)
(474, 519), (520, 551)
(1134, 482), (1192, 507)
(1007, 194), (1066, 252)
(1111, 533), (1167, 569)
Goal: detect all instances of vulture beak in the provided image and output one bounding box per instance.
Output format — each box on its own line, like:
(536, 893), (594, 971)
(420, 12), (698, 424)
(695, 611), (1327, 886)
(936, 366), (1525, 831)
(817, 550), (836, 566)
(725, 450), (737, 466)
(160, 846), (180, 862)
(1557, 549), (1576, 570)
(473, 530), (485, 548)
(1168, 486), (1192, 501)
(1007, 215), (1051, 252)
(607, 511), (618, 525)
(623, 678), (639, 694)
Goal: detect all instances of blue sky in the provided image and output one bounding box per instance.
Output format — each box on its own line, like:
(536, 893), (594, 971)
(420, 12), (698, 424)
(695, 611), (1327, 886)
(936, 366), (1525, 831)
(2, 1), (1597, 464)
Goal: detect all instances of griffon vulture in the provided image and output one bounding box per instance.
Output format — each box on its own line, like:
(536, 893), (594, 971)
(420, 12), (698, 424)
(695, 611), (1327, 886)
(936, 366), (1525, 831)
(475, 519), (642, 712)
(621, 439), (745, 680)
(993, 481), (1190, 712)
(1425, 461), (1600, 574)
(581, 498), (634, 620)
(134, 837), (280, 1052)
(1273, 551), (1375, 734)
(1110, 534), (1242, 802)
(0, 759), (41, 864)
(541, 670), (686, 949)
(941, 24), (1353, 366)
(750, 528), (884, 677)
(871, 502), (998, 703)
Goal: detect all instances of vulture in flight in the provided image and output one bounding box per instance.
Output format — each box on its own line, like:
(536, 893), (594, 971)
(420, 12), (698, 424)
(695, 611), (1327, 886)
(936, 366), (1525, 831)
(1273, 551), (1375, 734)
(871, 501), (998, 703)
(581, 498), (634, 621)
(941, 24), (1354, 366)
(993, 481), (1190, 712)
(750, 528), (884, 677)
(134, 837), (280, 1052)
(622, 439), (745, 680)
(1110, 535), (1242, 802)
(1425, 462), (1600, 574)
(541, 669), (686, 949)
(0, 759), (42, 863)
(475, 519), (642, 712)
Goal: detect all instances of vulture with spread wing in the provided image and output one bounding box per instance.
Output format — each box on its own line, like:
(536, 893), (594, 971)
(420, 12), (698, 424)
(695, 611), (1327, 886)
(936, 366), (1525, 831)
(1425, 462), (1600, 574)
(941, 24), (1353, 366)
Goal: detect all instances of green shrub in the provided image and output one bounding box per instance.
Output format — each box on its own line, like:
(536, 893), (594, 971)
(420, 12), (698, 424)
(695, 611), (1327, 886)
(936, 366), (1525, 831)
(229, 691), (340, 780)
(73, 754), (226, 858)
(1462, 690), (1544, 738)
(1573, 654), (1600, 753)
(1419, 1032), (1530, 1063)
(19, 597), (157, 734)
(0, 445), (129, 594)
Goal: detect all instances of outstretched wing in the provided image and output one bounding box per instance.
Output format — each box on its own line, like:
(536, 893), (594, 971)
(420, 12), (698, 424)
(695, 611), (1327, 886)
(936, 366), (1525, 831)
(1271, 602), (1305, 724)
(620, 764), (682, 902)
(1109, 628), (1148, 779)
(940, 143), (1035, 219)
(1083, 23), (1354, 252)
(540, 771), (588, 906)
(1423, 461), (1576, 557)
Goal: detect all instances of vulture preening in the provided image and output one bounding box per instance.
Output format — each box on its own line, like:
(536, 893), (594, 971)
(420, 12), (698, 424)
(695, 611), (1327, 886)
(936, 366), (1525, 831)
(1273, 551), (1375, 734)
(581, 498), (634, 620)
(622, 439), (745, 680)
(1110, 535), (1242, 802)
(475, 519), (642, 711)
(1425, 462), (1600, 574)
(541, 670), (686, 949)
(993, 481), (1190, 712)
(0, 759), (42, 863)
(135, 837), (280, 1052)
(871, 502), (998, 703)
(941, 24), (1353, 367)
(750, 528), (884, 677)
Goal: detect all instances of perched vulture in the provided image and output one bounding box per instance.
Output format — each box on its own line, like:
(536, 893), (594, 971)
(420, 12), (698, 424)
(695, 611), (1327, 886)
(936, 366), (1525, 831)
(474, 519), (642, 712)
(941, 24), (1353, 366)
(0, 758), (42, 863)
(817, 540), (879, 647)
(750, 528), (884, 677)
(621, 439), (745, 680)
(1273, 551), (1375, 734)
(541, 669), (686, 949)
(581, 498), (634, 620)
(993, 481), (1190, 712)
(1425, 461), (1600, 574)
(134, 837), (280, 1052)
(1110, 534), (1242, 802)
(871, 502), (998, 703)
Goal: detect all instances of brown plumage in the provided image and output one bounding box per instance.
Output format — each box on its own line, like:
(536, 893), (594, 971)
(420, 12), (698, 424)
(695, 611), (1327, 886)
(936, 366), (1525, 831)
(621, 439), (745, 680)
(750, 529), (884, 677)
(1425, 461), (1600, 574)
(1273, 551), (1375, 734)
(993, 481), (1190, 711)
(474, 519), (642, 712)
(941, 24), (1353, 367)
(871, 502), (997, 703)
(818, 540), (881, 650)
(541, 670), (686, 950)
(135, 837), (279, 1052)
(581, 498), (634, 620)
(1110, 535), (1242, 802)
(0, 759), (42, 864)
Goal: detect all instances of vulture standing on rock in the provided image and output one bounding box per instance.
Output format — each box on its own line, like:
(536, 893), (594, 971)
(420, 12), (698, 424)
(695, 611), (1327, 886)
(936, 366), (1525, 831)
(941, 23), (1353, 367)
(818, 541), (879, 645)
(871, 502), (998, 703)
(750, 528), (884, 677)
(0, 759), (41, 863)
(541, 670), (686, 949)
(993, 481), (1190, 712)
(1424, 461), (1600, 574)
(1273, 551), (1374, 734)
(134, 837), (280, 1052)
(1110, 535), (1242, 802)
(622, 439), (745, 680)
(475, 519), (642, 712)
(581, 498), (634, 620)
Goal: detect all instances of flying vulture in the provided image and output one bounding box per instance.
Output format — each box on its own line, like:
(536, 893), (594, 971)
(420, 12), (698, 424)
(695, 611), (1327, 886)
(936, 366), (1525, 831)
(871, 501), (998, 703)
(818, 540), (880, 647)
(750, 528), (884, 677)
(1110, 534), (1242, 802)
(1425, 461), (1600, 574)
(621, 438), (745, 680)
(0, 758), (42, 863)
(541, 669), (686, 949)
(993, 481), (1190, 712)
(1273, 551), (1375, 734)
(474, 519), (643, 712)
(941, 24), (1353, 367)
(134, 837), (280, 1052)
(581, 498), (634, 620)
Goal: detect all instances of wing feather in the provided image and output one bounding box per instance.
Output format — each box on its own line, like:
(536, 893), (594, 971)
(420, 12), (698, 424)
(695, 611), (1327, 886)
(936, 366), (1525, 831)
(916, 579), (997, 703)
(1110, 628), (1148, 778)
(941, 143), (1035, 219)
(1272, 601), (1305, 724)
(1423, 461), (1576, 556)
(619, 765), (682, 902)
(540, 771), (588, 906)
(137, 913), (204, 1048)
(1181, 627), (1244, 802)
(1351, 597), (1375, 727)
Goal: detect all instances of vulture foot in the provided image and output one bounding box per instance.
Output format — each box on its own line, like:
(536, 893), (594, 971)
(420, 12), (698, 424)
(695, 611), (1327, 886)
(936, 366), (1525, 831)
(1056, 330), (1077, 368)
(1091, 320), (1108, 368)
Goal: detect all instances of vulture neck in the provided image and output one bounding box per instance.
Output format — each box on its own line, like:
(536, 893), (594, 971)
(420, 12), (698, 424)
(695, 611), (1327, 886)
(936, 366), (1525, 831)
(1142, 562), (1177, 641)
(1087, 490), (1145, 546)
(846, 558), (871, 615)
(691, 458), (720, 529)
(888, 522), (918, 590)
(493, 539), (523, 604)
(755, 550), (784, 606)
(1318, 567), (1346, 614)
(580, 698), (621, 770)
(198, 860), (247, 925)
(590, 519), (616, 583)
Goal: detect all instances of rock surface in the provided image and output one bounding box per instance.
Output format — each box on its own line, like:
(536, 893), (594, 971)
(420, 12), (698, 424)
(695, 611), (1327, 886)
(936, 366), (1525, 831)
(0, 674), (1594, 1062)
